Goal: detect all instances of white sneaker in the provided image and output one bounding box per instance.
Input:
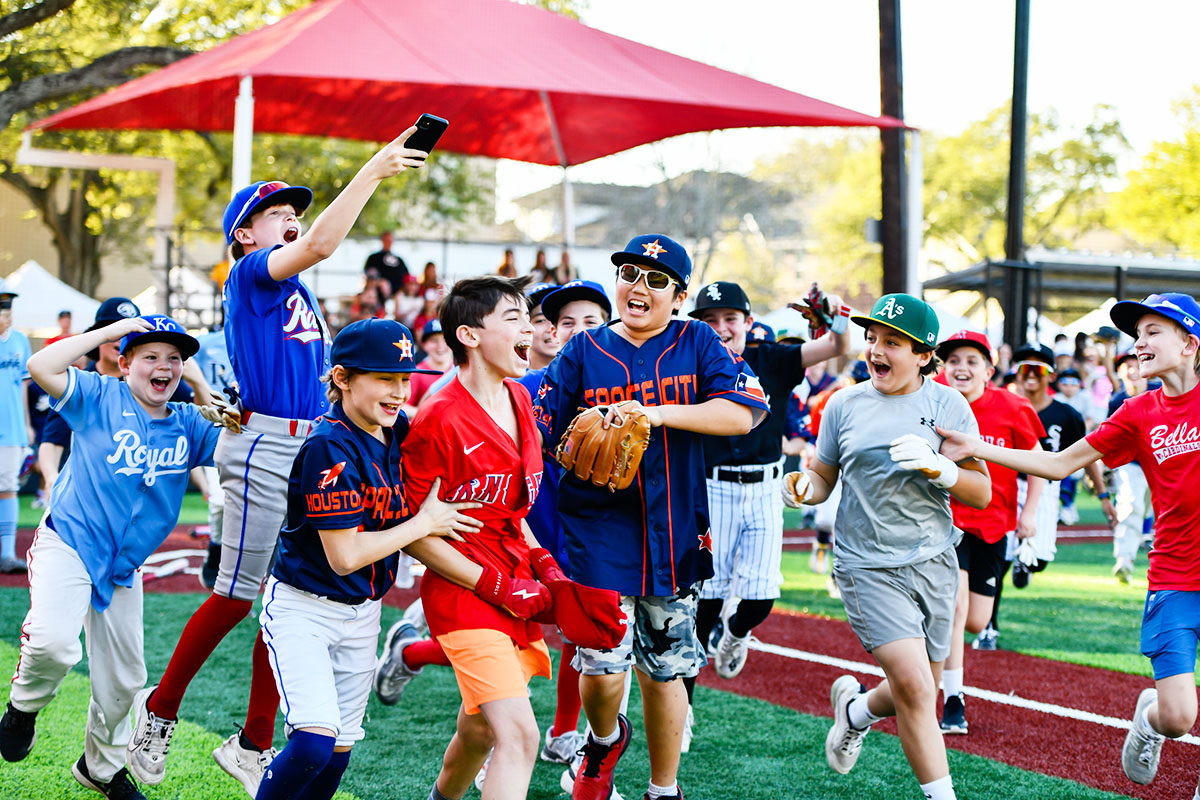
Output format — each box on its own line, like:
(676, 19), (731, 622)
(1114, 557), (1134, 584)
(125, 686), (176, 785)
(373, 621), (423, 705)
(680, 705), (694, 754)
(474, 748), (493, 791)
(1121, 688), (1164, 785)
(825, 675), (870, 774)
(212, 733), (278, 798)
(714, 626), (750, 679)
(402, 597), (427, 637)
(540, 727), (584, 764)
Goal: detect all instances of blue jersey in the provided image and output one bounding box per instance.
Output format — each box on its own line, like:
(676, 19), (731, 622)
(192, 330), (235, 393)
(534, 319), (770, 596)
(47, 368), (220, 611)
(274, 402), (411, 603)
(223, 246), (331, 419)
(518, 367), (568, 572)
(0, 330), (31, 446)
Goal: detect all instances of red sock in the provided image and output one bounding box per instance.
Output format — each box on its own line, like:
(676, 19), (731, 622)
(552, 643), (582, 737)
(402, 639), (450, 670)
(242, 630), (279, 750)
(149, 593), (253, 719)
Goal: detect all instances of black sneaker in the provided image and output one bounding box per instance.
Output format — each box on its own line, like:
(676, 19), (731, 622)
(0, 702), (36, 761)
(940, 693), (968, 735)
(72, 755), (147, 799)
(1012, 559), (1031, 588)
(199, 542), (221, 589)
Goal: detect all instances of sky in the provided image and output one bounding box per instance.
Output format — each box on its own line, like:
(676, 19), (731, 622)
(495, 0), (1200, 208)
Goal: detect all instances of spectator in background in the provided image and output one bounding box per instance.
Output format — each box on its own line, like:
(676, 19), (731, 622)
(393, 275), (423, 328)
(45, 310), (73, 346)
(0, 280), (32, 573)
(420, 261), (445, 298)
(1053, 334), (1074, 374)
(529, 249), (551, 283)
(404, 320), (452, 416)
(412, 292), (439, 334)
(551, 250), (577, 285)
(363, 231), (409, 295)
(350, 268), (392, 321)
(496, 248), (517, 278)
(991, 342), (1013, 385)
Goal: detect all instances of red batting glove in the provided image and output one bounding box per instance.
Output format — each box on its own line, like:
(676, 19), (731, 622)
(474, 566), (551, 620)
(529, 548), (568, 583)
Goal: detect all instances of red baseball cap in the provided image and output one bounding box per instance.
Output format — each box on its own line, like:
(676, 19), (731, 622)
(936, 330), (995, 364)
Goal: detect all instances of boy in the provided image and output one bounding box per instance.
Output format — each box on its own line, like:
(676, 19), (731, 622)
(0, 280), (32, 573)
(534, 236), (770, 800)
(1, 315), (219, 800)
(128, 124), (431, 795)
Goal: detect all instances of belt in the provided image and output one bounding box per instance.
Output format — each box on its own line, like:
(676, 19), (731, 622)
(711, 464), (783, 484)
(240, 411), (317, 438)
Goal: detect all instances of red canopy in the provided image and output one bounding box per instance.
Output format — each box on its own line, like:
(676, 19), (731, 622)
(31, 0), (901, 166)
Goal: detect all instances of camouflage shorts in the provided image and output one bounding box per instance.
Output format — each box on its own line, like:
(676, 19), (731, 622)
(572, 584), (705, 682)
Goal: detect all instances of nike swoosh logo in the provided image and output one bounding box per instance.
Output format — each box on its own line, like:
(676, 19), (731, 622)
(512, 589), (539, 600)
(464, 442), (484, 455)
(122, 411), (137, 417)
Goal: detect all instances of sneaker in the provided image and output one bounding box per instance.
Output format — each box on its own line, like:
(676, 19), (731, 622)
(1114, 557), (1134, 584)
(125, 686), (176, 785)
(680, 705), (694, 754)
(940, 693), (968, 735)
(1121, 688), (1164, 785)
(0, 702), (36, 762)
(1012, 559), (1031, 589)
(971, 625), (998, 652)
(825, 675), (870, 774)
(706, 617), (723, 658)
(199, 543), (220, 589)
(373, 620), (423, 705)
(809, 543), (830, 574)
(561, 751), (626, 800)
(212, 732), (277, 798)
(573, 714), (632, 800)
(0, 557), (27, 574)
(542, 726), (585, 764)
(474, 748), (493, 791)
(402, 597), (428, 637)
(72, 755), (146, 799)
(714, 626), (750, 679)
(826, 576), (841, 600)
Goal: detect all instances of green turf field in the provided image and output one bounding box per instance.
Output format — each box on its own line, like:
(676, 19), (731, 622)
(17, 493), (210, 530)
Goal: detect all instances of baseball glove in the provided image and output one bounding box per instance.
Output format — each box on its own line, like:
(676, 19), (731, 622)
(555, 401), (651, 492)
(198, 395), (242, 434)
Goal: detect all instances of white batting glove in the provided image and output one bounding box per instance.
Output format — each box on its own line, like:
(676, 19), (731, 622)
(782, 471), (812, 508)
(198, 396), (242, 433)
(1015, 540), (1038, 568)
(888, 433), (959, 490)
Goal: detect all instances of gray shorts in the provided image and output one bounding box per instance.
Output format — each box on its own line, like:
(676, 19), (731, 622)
(573, 584), (705, 682)
(834, 547), (959, 662)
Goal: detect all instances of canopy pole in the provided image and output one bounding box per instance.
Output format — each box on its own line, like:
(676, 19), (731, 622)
(232, 75), (255, 196)
(539, 90), (574, 248)
(906, 130), (922, 297)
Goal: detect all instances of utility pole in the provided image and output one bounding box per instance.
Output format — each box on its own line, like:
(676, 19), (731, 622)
(879, 0), (907, 295)
(1003, 0), (1033, 347)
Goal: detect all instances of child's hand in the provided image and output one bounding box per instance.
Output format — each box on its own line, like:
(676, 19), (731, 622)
(935, 426), (978, 463)
(414, 477), (482, 541)
(369, 125), (431, 179)
(101, 317), (152, 343)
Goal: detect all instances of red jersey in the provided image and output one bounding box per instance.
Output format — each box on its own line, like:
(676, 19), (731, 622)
(1087, 384), (1200, 590)
(405, 376), (545, 646)
(952, 384), (1046, 543)
(407, 358), (444, 407)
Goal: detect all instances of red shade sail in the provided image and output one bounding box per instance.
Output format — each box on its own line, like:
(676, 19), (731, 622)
(30, 0), (901, 165)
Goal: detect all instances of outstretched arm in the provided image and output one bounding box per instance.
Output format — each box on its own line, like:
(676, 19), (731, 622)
(938, 426), (1104, 482)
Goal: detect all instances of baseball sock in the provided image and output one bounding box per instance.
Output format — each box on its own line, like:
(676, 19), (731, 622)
(646, 780), (679, 799)
(149, 593), (254, 719)
(920, 775), (956, 800)
(243, 630), (281, 750)
(728, 599), (773, 638)
(551, 643), (582, 737)
(255, 730), (333, 800)
(296, 748), (351, 800)
(591, 724), (620, 746)
(942, 668), (963, 700)
(848, 691), (884, 729)
(404, 639), (451, 670)
(989, 563), (1011, 631)
(0, 496), (16, 561)
(427, 784), (454, 800)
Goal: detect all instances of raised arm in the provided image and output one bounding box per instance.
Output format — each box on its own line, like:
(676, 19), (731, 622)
(27, 318), (151, 399)
(938, 426), (1104, 482)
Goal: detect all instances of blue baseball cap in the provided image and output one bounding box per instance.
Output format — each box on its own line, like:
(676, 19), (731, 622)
(223, 180), (313, 244)
(419, 318), (443, 343)
(1110, 293), (1200, 339)
(119, 315), (199, 359)
(331, 319), (442, 374)
(850, 360), (870, 382)
(610, 234), (692, 287)
(527, 282), (559, 311)
(748, 321), (775, 343)
(541, 280), (612, 325)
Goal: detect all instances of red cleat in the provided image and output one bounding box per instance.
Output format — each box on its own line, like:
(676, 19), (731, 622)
(572, 714), (631, 800)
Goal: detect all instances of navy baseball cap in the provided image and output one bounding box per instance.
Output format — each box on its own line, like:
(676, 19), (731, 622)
(541, 280), (612, 325)
(689, 281), (751, 318)
(610, 234), (692, 287)
(527, 282), (559, 311)
(223, 180), (313, 244)
(419, 318), (443, 343)
(87, 297), (141, 332)
(1110, 293), (1200, 339)
(332, 319), (442, 374)
(120, 315), (199, 359)
(1012, 342), (1054, 367)
(748, 322), (775, 343)
(850, 360), (870, 382)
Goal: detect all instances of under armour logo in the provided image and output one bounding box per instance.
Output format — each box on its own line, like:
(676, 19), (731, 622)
(706, 284), (722, 301)
(919, 417), (937, 433)
(879, 297), (903, 319)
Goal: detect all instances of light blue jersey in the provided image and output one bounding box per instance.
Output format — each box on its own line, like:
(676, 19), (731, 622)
(47, 368), (221, 610)
(0, 330), (31, 446)
(192, 330), (234, 393)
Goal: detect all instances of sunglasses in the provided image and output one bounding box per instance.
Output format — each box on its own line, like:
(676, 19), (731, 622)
(616, 264), (676, 292)
(1015, 361), (1052, 377)
(1056, 377), (1081, 386)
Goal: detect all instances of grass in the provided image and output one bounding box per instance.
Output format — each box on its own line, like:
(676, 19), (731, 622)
(17, 493), (210, 530)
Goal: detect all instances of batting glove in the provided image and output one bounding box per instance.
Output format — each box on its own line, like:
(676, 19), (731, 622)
(529, 548), (568, 584)
(888, 433), (959, 489)
(474, 566), (551, 619)
(782, 471), (813, 508)
(1015, 540), (1038, 568)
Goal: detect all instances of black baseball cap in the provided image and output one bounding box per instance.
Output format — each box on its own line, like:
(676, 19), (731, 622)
(688, 281), (751, 318)
(331, 319), (442, 374)
(86, 297), (141, 360)
(1012, 342), (1055, 367)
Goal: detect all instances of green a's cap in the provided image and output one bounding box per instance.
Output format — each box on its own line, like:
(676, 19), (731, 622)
(850, 293), (939, 346)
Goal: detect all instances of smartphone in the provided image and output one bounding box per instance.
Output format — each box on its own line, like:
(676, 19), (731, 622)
(404, 114), (449, 160)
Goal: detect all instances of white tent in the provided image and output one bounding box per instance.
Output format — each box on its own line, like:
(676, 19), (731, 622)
(6, 261), (100, 339)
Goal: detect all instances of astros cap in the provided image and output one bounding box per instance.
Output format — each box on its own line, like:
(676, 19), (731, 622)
(851, 293), (939, 347)
(331, 318), (442, 374)
(541, 280), (612, 325)
(223, 180), (313, 244)
(1109, 292), (1200, 339)
(119, 315), (200, 359)
(937, 330), (994, 364)
(747, 321), (775, 344)
(610, 234), (692, 287)
(689, 281), (751, 318)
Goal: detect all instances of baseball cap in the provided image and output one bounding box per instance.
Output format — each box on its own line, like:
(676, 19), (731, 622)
(119, 315), (200, 359)
(331, 318), (442, 374)
(1056, 368), (1082, 384)
(541, 280), (612, 325)
(850, 360), (870, 382)
(936, 330), (994, 364)
(419, 318), (443, 343)
(1110, 293), (1200, 339)
(527, 282), (559, 311)
(86, 297), (141, 360)
(0, 277), (16, 298)
(1012, 342), (1054, 367)
(57, 309), (71, 318)
(223, 180), (313, 244)
(1115, 351), (1138, 369)
(689, 281), (751, 318)
(1095, 325), (1122, 342)
(610, 234), (692, 287)
(747, 322), (775, 344)
(850, 293), (939, 347)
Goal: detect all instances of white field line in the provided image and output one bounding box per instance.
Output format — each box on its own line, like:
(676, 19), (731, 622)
(748, 639), (1200, 746)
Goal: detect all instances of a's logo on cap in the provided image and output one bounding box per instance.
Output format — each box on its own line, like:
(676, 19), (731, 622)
(706, 284), (722, 301)
(394, 338), (414, 359)
(117, 302), (138, 318)
(642, 239), (667, 260)
(879, 298), (903, 319)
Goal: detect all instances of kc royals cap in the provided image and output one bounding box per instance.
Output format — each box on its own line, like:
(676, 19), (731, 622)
(332, 318), (442, 374)
(1012, 342), (1054, 367)
(1110, 292), (1200, 339)
(419, 318), (443, 343)
(937, 330), (994, 364)
(688, 281), (751, 318)
(120, 315), (200, 359)
(541, 280), (612, 325)
(526, 282), (559, 311)
(223, 180), (313, 244)
(610, 234), (692, 287)
(851, 293), (939, 347)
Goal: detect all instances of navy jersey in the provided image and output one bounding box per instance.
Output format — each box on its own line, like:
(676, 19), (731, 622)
(518, 367), (568, 571)
(703, 341), (806, 467)
(223, 245), (331, 419)
(534, 319), (770, 596)
(274, 402), (410, 603)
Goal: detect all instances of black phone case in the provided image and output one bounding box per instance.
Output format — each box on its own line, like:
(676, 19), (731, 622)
(404, 114), (448, 159)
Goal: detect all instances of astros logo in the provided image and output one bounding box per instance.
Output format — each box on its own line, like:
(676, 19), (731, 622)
(394, 337), (413, 359)
(318, 461), (346, 490)
(642, 239), (667, 259)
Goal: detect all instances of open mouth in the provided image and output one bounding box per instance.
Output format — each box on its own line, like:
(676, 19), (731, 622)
(514, 342), (530, 362)
(627, 299), (649, 314)
(150, 377), (171, 392)
(379, 402), (399, 416)
(871, 361), (892, 378)
(283, 226), (300, 243)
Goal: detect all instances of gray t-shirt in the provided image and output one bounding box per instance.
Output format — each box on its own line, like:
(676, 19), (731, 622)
(815, 378), (979, 569)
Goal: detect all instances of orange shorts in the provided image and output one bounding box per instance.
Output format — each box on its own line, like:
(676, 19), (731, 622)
(436, 629), (552, 715)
